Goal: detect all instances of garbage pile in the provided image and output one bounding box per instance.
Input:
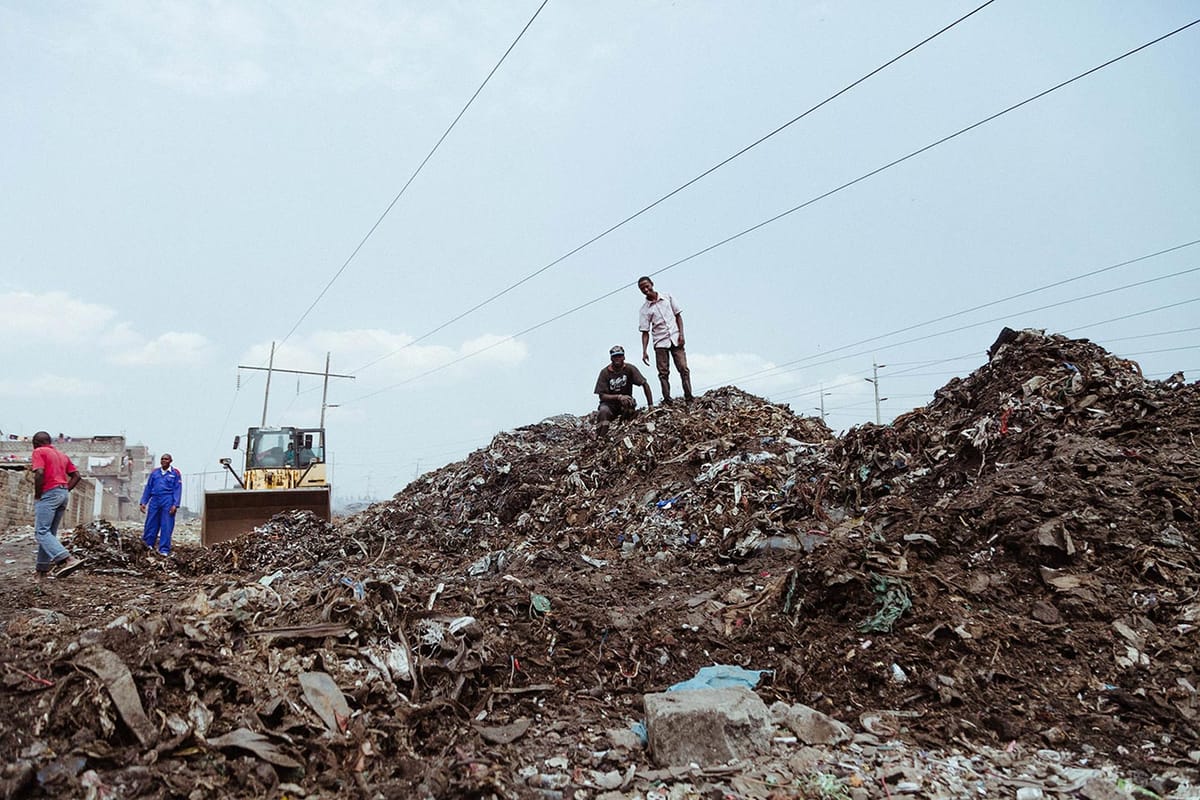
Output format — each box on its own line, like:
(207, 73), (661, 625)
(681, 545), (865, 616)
(0, 328), (1198, 799)
(343, 386), (836, 564)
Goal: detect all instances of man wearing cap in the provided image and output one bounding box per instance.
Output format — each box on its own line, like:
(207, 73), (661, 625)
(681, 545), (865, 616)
(637, 276), (693, 404)
(594, 345), (654, 436)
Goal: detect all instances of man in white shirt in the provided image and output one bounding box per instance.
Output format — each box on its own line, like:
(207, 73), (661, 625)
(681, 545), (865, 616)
(637, 276), (694, 404)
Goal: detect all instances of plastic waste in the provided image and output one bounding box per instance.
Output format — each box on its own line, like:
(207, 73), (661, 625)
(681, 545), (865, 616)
(667, 664), (770, 692)
(338, 576), (365, 600)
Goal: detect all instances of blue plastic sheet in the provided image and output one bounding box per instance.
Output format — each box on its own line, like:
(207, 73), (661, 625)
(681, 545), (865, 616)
(667, 664), (769, 693)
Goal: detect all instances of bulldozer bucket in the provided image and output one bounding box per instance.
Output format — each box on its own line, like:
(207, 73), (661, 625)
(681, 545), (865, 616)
(202, 487), (332, 546)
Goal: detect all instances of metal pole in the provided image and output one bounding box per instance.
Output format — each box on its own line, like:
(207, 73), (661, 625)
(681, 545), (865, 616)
(819, 384), (827, 423)
(872, 362), (881, 424)
(260, 341), (276, 427)
(320, 352), (331, 428)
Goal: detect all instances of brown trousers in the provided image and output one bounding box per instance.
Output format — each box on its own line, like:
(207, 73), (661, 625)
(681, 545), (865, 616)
(655, 345), (693, 401)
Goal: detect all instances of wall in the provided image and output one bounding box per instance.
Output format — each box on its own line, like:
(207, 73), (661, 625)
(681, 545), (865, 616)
(0, 436), (148, 521)
(0, 468), (98, 530)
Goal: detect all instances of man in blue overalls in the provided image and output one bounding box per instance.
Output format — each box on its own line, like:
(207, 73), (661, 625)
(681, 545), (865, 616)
(140, 453), (182, 555)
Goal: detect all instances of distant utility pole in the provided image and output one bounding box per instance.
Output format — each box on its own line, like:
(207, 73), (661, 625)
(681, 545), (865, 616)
(237, 346), (354, 427)
(814, 385), (831, 423)
(864, 361), (888, 425)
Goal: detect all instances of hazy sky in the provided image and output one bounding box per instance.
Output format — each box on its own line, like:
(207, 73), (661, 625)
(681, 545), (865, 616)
(3, 1), (1198, 508)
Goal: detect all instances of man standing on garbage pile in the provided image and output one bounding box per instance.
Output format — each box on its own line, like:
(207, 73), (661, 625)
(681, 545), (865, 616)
(594, 345), (653, 436)
(30, 431), (84, 579)
(140, 453), (182, 555)
(637, 276), (693, 404)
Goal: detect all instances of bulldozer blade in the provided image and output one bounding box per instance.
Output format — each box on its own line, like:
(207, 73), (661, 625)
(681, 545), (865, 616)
(202, 487), (331, 546)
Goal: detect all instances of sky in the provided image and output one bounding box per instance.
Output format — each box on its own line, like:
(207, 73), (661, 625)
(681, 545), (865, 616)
(3, 1), (1198, 510)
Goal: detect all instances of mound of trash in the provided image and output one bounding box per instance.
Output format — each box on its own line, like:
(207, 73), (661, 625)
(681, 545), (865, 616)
(1, 328), (1197, 799)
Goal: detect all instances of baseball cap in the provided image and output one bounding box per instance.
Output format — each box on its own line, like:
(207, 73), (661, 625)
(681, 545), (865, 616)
(609, 345), (625, 357)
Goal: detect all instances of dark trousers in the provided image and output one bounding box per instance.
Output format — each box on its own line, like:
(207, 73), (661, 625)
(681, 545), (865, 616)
(655, 345), (693, 401)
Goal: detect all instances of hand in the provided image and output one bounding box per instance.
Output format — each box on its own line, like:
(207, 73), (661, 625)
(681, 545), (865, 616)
(169, 506), (178, 516)
(677, 334), (685, 348)
(139, 503), (147, 514)
(642, 352), (650, 366)
(620, 395), (635, 409)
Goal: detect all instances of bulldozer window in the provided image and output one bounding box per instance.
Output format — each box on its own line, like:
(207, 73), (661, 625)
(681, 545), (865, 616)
(249, 431), (292, 468)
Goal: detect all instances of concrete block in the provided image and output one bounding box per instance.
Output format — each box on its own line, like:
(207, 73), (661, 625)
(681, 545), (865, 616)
(644, 687), (771, 767)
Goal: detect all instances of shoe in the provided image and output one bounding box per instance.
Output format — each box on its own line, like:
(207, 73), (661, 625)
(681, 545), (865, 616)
(50, 555), (85, 578)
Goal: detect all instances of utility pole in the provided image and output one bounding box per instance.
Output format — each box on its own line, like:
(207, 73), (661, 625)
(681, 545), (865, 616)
(260, 342), (276, 427)
(320, 353), (332, 428)
(238, 349), (354, 428)
(864, 361), (888, 425)
(814, 384), (831, 423)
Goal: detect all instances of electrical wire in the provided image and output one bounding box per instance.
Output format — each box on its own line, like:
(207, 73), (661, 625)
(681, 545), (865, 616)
(341, 17), (1200, 401)
(202, 380), (243, 470)
(724, 242), (1200, 388)
(1086, 326), (1200, 344)
(739, 268), (1200, 381)
(350, 0), (999, 373)
(776, 317), (1198, 421)
(748, 351), (981, 405)
(280, 0), (551, 346)
(1119, 345), (1200, 357)
(1065, 297), (1200, 333)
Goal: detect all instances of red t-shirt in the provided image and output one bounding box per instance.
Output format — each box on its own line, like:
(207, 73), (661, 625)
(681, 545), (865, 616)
(31, 445), (77, 492)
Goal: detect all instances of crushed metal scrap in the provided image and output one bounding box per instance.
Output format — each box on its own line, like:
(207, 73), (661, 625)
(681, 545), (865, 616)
(1, 328), (1198, 798)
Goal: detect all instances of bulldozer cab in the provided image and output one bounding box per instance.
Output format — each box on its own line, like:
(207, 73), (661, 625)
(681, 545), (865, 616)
(247, 427), (324, 470)
(202, 426), (331, 546)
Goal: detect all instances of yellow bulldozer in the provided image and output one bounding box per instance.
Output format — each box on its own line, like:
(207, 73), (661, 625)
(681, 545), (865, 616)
(202, 426), (332, 545)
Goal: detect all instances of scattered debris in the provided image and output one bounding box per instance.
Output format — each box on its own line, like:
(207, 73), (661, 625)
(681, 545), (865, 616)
(1, 329), (1198, 797)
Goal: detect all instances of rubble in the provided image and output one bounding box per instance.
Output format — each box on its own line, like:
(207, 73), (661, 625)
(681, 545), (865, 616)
(0, 329), (1197, 798)
(644, 687), (772, 766)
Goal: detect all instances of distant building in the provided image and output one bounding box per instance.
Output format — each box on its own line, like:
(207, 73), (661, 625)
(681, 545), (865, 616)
(0, 434), (154, 521)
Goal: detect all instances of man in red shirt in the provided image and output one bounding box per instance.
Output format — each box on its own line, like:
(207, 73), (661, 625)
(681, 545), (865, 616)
(30, 431), (84, 578)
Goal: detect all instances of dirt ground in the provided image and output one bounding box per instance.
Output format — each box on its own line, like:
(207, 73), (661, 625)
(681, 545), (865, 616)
(2, 329), (1199, 799)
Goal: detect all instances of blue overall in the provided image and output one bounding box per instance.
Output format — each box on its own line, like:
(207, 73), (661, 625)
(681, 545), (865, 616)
(141, 467), (182, 554)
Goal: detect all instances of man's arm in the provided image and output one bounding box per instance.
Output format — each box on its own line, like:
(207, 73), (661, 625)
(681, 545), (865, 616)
(66, 469), (81, 491)
(139, 472), (153, 512)
(674, 312), (685, 348)
(642, 383), (653, 407)
(32, 468), (44, 499)
(641, 330), (651, 365)
(171, 469), (182, 513)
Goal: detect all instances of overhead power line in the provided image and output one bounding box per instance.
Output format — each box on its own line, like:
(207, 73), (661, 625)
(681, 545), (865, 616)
(770, 297), (1200, 406)
(1065, 297), (1200, 333)
(728, 237), (1200, 388)
(1118, 345), (1200, 357)
(280, 0), (551, 345)
(351, 0), (998, 373)
(342, 19), (1200, 404)
(1087, 326), (1200, 344)
(754, 267), (1200, 378)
